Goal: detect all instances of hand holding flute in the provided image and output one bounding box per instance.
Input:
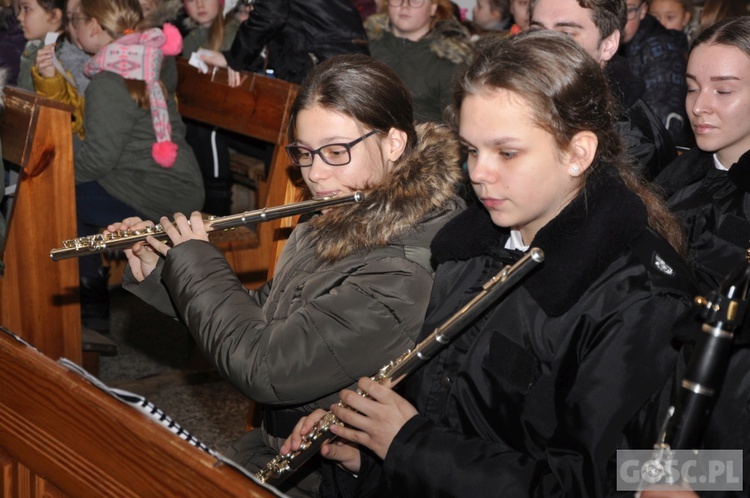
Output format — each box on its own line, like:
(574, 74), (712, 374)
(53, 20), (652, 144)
(51, 193), (364, 261)
(104, 211), (209, 282)
(279, 376), (419, 477)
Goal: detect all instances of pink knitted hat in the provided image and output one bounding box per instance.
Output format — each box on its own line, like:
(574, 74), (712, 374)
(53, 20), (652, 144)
(84, 24), (183, 168)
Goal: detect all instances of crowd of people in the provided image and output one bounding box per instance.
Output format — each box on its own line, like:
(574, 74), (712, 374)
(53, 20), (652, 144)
(1, 0), (750, 496)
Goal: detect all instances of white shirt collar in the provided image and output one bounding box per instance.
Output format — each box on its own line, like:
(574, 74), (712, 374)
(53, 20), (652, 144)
(505, 229), (529, 251)
(713, 154), (729, 171)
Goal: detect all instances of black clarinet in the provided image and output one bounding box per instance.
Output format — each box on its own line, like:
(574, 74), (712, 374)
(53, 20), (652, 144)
(655, 261), (750, 452)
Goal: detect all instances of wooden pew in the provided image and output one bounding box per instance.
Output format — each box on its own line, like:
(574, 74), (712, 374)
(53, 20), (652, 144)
(176, 59), (300, 286)
(0, 87), (81, 364)
(0, 329), (279, 497)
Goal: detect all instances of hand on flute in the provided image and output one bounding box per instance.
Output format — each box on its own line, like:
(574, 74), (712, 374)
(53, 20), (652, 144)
(330, 377), (418, 461)
(149, 211), (209, 256)
(280, 409), (363, 475)
(105, 217), (160, 282)
(104, 211), (208, 282)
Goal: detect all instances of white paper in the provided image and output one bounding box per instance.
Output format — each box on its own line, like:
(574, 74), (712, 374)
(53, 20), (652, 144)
(44, 31), (60, 45)
(188, 50), (210, 74)
(43, 31), (77, 88)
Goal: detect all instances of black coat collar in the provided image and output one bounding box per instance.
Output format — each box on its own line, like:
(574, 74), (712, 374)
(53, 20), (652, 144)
(657, 148), (750, 197)
(605, 55), (646, 110)
(727, 149), (750, 194)
(432, 171), (648, 316)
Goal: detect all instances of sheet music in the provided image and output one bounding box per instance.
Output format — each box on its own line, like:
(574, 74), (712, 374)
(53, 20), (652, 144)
(57, 357), (289, 496)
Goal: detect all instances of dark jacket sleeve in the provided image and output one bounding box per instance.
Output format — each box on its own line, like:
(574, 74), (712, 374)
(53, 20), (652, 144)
(375, 292), (690, 497)
(617, 98), (678, 181)
(122, 259), (272, 319)
(122, 260), (177, 318)
(159, 239), (432, 406)
(223, 0), (288, 71)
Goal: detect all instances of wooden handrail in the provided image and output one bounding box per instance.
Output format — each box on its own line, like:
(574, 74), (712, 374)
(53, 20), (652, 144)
(0, 329), (278, 497)
(0, 86), (80, 363)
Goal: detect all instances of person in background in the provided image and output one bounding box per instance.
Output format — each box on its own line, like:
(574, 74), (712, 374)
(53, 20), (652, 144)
(655, 15), (750, 297)
(58, 0), (90, 95)
(649, 0), (696, 44)
(648, 0), (691, 32)
(232, 0), (252, 23)
(508, 0), (529, 33)
(74, 0), (204, 331)
(181, 0), (237, 56)
(15, 0), (64, 91)
(282, 30), (696, 498)
(195, 0), (369, 85)
(111, 54), (464, 497)
(619, 0), (691, 146)
(530, 0), (678, 180)
(698, 0), (747, 34)
(471, 0), (511, 33)
(365, 0), (473, 123)
(32, 0), (89, 144)
(0, 0), (25, 85)
(180, 0), (245, 216)
(646, 16), (750, 497)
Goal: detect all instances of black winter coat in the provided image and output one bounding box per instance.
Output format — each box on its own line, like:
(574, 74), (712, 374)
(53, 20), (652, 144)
(653, 147), (750, 496)
(656, 148), (750, 292)
(620, 14), (690, 147)
(607, 55), (677, 181)
(223, 0), (368, 83)
(352, 171), (697, 497)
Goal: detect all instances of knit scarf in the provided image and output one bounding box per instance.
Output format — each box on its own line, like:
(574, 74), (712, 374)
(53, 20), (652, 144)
(84, 24), (183, 168)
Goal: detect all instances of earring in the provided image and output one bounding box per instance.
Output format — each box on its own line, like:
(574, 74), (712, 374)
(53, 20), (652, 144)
(571, 164), (580, 175)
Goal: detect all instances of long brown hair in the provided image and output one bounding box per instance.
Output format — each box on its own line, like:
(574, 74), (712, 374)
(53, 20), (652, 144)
(205, 7), (227, 51)
(699, 0), (747, 34)
(288, 54), (418, 159)
(451, 30), (685, 253)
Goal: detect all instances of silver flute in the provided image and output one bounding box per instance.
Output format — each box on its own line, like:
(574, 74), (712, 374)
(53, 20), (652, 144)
(256, 248), (545, 486)
(50, 192), (364, 261)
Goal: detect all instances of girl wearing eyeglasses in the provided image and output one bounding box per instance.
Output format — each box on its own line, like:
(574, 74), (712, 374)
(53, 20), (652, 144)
(110, 54), (464, 496)
(364, 0), (473, 123)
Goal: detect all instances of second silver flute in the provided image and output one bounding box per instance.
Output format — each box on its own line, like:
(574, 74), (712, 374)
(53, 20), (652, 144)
(50, 192), (364, 261)
(256, 247), (545, 486)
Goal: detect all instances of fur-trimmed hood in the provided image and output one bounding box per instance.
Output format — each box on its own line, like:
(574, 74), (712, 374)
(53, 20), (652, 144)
(307, 122), (464, 262)
(365, 12), (474, 65)
(143, 0), (183, 29)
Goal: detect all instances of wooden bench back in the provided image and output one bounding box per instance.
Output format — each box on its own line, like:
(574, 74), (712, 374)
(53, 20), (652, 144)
(0, 330), (278, 497)
(0, 87), (80, 363)
(176, 60), (300, 285)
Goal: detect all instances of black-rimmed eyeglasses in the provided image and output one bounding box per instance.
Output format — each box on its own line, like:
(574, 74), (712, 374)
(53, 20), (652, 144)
(626, 1), (645, 20)
(69, 14), (91, 29)
(286, 130), (378, 167)
(387, 0), (427, 8)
